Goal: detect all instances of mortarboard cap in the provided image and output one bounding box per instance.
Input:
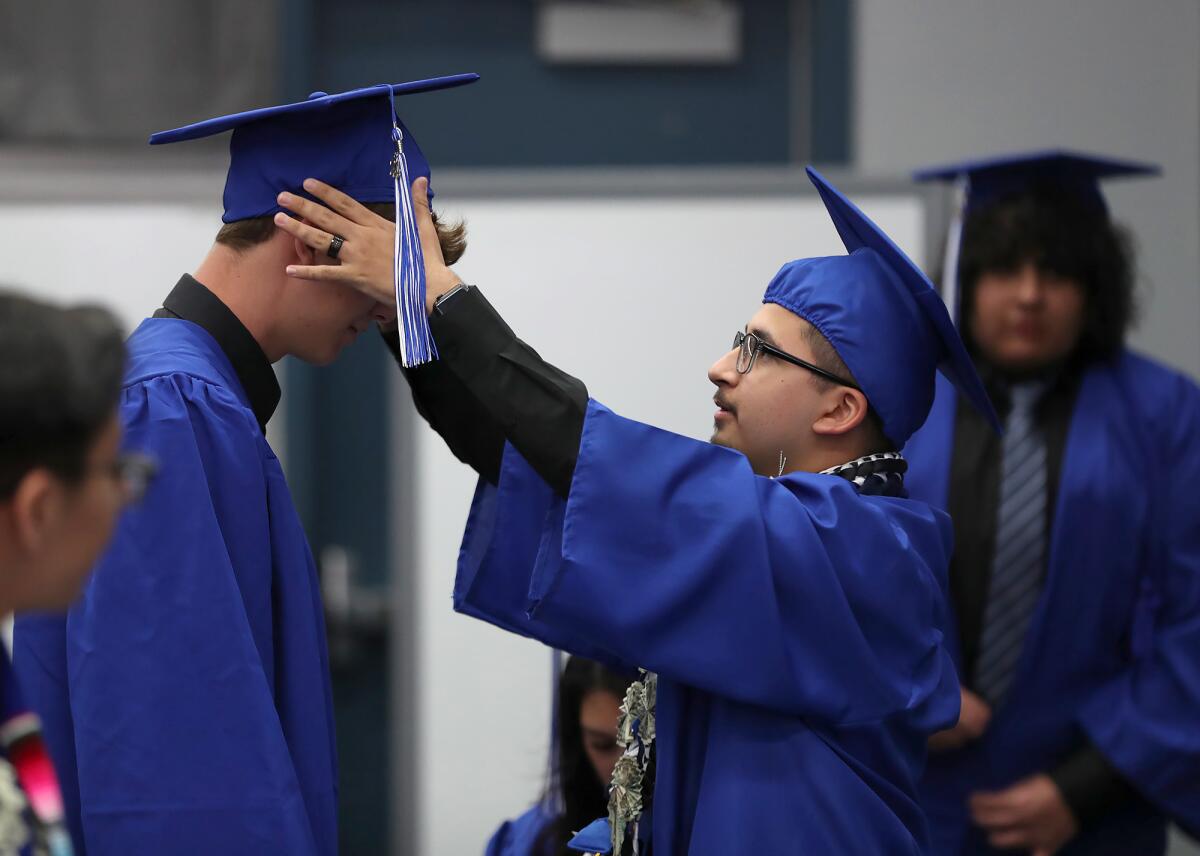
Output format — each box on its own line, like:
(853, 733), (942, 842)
(914, 149), (1159, 216)
(762, 167), (1000, 446)
(149, 73), (481, 366)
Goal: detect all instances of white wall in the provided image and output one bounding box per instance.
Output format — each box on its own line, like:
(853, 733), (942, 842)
(856, 4), (1200, 852)
(0, 203), (220, 331)
(412, 190), (926, 853)
(855, 0), (1200, 380)
(0, 201), (292, 458)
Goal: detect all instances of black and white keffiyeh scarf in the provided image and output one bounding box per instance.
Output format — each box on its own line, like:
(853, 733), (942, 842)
(820, 451), (908, 497)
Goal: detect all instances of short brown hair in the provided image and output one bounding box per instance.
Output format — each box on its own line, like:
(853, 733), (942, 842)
(800, 323), (895, 452)
(215, 202), (467, 265)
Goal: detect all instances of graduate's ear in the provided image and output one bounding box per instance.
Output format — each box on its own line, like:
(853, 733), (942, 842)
(8, 469), (61, 555)
(811, 387), (869, 438)
(290, 220), (320, 267)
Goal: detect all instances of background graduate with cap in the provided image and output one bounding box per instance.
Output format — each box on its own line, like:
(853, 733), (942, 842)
(906, 151), (1200, 855)
(13, 75), (477, 855)
(274, 165), (998, 854)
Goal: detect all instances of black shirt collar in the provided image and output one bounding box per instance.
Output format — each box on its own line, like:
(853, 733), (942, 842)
(154, 274), (281, 430)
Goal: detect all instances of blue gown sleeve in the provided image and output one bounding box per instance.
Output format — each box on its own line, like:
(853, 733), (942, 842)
(459, 400), (959, 729)
(455, 459), (631, 673)
(1079, 374), (1200, 833)
(63, 374), (321, 856)
(483, 804), (555, 856)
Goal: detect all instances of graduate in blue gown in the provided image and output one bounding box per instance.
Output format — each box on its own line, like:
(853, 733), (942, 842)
(12, 75), (478, 855)
(486, 656), (630, 856)
(907, 151), (1200, 854)
(275, 167), (1000, 854)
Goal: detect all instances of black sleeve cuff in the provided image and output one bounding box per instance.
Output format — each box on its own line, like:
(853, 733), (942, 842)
(429, 287), (588, 498)
(428, 287), (517, 380)
(381, 324), (506, 485)
(1049, 743), (1138, 828)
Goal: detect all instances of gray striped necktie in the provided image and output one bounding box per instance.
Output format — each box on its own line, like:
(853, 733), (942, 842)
(975, 381), (1048, 706)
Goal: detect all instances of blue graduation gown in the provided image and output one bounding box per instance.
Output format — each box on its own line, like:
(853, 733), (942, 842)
(905, 352), (1200, 854)
(13, 318), (338, 856)
(484, 803), (556, 856)
(456, 400), (961, 854)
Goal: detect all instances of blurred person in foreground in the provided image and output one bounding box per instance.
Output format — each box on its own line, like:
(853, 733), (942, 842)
(487, 656), (630, 856)
(272, 166), (999, 854)
(13, 75), (476, 856)
(0, 290), (136, 856)
(907, 151), (1200, 855)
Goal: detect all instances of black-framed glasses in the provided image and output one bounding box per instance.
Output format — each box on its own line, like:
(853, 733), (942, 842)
(731, 331), (860, 389)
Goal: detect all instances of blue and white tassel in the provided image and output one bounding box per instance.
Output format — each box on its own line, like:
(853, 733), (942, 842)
(390, 119), (437, 366)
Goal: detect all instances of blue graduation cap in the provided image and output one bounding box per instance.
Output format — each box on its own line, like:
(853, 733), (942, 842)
(149, 73), (481, 366)
(762, 167), (1000, 446)
(914, 149), (1160, 216)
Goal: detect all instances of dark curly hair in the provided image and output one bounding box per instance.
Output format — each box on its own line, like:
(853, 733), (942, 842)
(957, 184), (1137, 364)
